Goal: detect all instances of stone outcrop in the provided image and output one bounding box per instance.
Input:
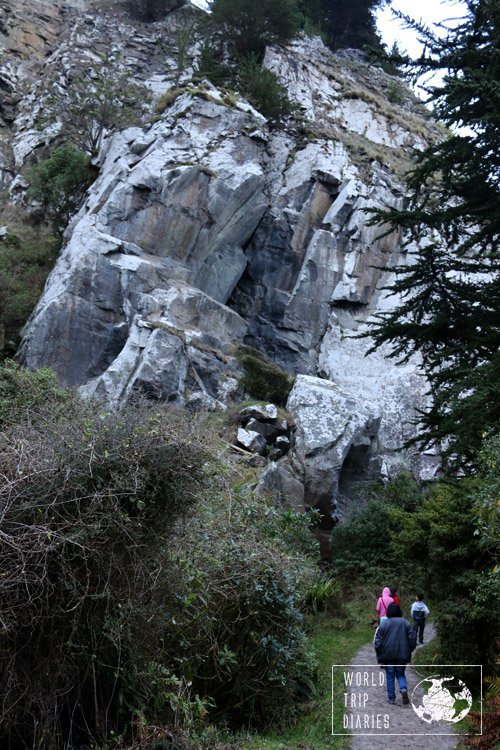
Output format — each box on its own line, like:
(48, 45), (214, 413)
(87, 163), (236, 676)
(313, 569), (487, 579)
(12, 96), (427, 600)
(3, 1), (443, 526)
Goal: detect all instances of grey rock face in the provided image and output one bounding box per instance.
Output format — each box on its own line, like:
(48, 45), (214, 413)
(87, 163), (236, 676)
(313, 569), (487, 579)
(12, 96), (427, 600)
(19, 92), (268, 400)
(12, 19), (442, 519)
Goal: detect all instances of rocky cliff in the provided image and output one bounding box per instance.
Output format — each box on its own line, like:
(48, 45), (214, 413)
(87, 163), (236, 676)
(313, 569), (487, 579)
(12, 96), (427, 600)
(2, 0), (442, 542)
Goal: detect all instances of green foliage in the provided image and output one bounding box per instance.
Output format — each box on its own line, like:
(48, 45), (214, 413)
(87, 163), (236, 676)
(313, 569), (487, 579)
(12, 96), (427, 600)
(367, 0), (500, 470)
(0, 360), (70, 427)
(0, 385), (320, 745)
(162, 486), (319, 727)
(386, 78), (405, 104)
(237, 54), (292, 119)
(0, 398), (218, 749)
(27, 144), (95, 233)
(301, 575), (341, 614)
(299, 0), (389, 52)
(236, 346), (295, 405)
(0, 226), (60, 351)
(379, 41), (407, 77)
(386, 434), (500, 672)
(195, 43), (231, 87)
(173, 21), (196, 84)
(330, 472), (422, 579)
(40, 56), (149, 157)
(331, 451), (499, 672)
(209, 0), (301, 57)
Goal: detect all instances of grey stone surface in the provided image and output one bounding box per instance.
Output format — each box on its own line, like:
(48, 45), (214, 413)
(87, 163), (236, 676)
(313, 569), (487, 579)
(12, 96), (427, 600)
(237, 427), (267, 455)
(255, 462), (305, 512)
(239, 404), (278, 422)
(7, 5), (442, 518)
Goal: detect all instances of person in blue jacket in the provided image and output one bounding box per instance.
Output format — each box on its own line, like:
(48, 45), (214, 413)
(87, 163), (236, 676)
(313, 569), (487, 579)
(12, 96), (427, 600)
(374, 602), (417, 705)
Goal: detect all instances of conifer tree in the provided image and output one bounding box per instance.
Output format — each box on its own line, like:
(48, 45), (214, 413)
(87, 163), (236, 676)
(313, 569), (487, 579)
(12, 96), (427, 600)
(368, 0), (500, 469)
(299, 0), (389, 51)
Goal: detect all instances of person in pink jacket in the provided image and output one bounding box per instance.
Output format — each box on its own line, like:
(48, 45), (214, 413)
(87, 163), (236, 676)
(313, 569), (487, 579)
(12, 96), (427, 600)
(376, 587), (394, 623)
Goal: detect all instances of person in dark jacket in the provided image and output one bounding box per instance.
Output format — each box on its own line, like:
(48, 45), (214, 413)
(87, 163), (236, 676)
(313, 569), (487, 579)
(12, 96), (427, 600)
(374, 602), (417, 705)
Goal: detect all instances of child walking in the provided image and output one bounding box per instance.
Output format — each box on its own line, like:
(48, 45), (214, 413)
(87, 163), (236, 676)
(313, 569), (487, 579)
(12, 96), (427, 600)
(410, 593), (430, 645)
(374, 602), (417, 704)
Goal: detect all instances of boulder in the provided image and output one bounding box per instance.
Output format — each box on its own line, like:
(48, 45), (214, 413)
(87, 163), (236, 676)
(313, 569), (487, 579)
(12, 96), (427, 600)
(255, 462), (305, 512)
(237, 427), (267, 455)
(238, 403), (278, 423)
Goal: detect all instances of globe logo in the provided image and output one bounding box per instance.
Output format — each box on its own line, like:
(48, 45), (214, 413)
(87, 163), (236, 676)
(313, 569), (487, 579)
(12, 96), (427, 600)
(411, 676), (473, 724)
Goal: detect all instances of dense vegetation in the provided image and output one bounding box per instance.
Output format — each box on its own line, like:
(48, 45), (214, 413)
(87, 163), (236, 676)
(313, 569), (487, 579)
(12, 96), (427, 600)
(0, 363), (321, 750)
(330, 441), (500, 673)
(298, 0), (390, 51)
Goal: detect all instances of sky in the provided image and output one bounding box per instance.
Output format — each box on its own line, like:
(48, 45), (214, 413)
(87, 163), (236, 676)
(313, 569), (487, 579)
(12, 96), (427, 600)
(376, 0), (467, 58)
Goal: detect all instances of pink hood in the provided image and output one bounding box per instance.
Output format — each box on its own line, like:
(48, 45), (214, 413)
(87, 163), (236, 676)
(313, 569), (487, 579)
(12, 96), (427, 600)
(376, 587), (393, 617)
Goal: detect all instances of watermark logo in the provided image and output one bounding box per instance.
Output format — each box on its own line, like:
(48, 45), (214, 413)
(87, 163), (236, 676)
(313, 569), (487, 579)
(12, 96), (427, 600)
(332, 664), (482, 737)
(411, 676), (472, 723)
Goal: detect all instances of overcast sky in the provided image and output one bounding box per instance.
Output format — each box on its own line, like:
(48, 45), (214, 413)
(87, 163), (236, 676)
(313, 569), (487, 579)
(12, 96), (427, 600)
(376, 0), (467, 57)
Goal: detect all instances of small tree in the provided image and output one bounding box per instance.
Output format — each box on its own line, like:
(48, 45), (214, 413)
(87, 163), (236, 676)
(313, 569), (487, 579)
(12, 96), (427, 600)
(28, 144), (95, 233)
(210, 0), (301, 57)
(41, 57), (149, 157)
(238, 54), (292, 120)
(367, 0), (500, 469)
(299, 0), (390, 51)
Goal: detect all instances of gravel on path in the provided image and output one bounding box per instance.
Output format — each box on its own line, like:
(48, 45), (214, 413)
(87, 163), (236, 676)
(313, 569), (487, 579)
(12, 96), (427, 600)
(338, 623), (461, 750)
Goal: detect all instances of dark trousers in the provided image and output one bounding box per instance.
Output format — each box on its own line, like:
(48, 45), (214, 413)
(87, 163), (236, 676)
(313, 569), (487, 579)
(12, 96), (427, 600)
(414, 619), (425, 643)
(385, 666), (407, 700)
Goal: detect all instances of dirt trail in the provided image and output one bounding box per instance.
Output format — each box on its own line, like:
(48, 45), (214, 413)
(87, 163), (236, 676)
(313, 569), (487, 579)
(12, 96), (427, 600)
(342, 624), (460, 750)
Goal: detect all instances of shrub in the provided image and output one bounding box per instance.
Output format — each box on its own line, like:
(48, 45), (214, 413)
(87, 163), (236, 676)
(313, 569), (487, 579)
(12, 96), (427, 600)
(237, 54), (292, 119)
(388, 440), (500, 672)
(236, 345), (295, 405)
(195, 42), (231, 87)
(0, 386), (320, 744)
(27, 144), (96, 233)
(0, 398), (217, 749)
(210, 0), (300, 57)
(0, 228), (60, 352)
(329, 472), (423, 580)
(162, 487), (319, 727)
(0, 360), (70, 427)
(386, 79), (405, 104)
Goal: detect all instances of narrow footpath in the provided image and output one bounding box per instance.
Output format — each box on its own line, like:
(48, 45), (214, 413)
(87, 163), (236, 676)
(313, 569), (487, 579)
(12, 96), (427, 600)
(345, 624), (459, 750)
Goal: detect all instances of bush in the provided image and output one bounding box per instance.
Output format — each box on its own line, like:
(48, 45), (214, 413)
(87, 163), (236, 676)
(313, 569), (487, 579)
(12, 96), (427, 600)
(27, 144), (96, 233)
(161, 487), (319, 727)
(210, 0), (300, 57)
(237, 54), (292, 119)
(236, 345), (295, 405)
(0, 360), (70, 427)
(195, 42), (231, 87)
(388, 441), (500, 672)
(330, 472), (423, 580)
(0, 228), (60, 352)
(0, 398), (217, 749)
(0, 382), (320, 744)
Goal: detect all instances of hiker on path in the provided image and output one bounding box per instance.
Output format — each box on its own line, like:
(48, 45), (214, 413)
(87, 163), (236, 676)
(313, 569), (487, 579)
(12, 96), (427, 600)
(390, 586), (401, 610)
(374, 602), (417, 705)
(375, 586), (393, 623)
(411, 593), (430, 645)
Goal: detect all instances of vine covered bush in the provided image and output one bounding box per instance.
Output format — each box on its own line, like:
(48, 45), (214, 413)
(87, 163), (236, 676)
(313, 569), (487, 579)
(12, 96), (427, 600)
(0, 395), (217, 749)
(0, 366), (319, 747)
